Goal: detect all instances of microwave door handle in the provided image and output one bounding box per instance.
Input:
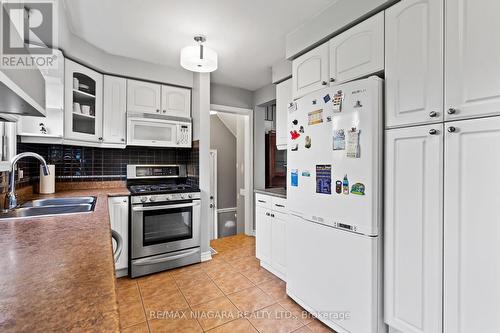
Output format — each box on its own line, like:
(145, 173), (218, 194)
(132, 201), (200, 211)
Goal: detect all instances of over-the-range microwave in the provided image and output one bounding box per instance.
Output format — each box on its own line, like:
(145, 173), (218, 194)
(127, 115), (192, 148)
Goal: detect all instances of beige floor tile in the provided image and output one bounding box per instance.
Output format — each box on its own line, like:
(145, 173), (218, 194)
(206, 318), (258, 333)
(227, 286), (276, 313)
(117, 277), (139, 290)
(149, 310), (203, 333)
(279, 297), (315, 325)
(307, 319), (337, 333)
(138, 277), (178, 299)
(190, 296), (240, 330)
(293, 326), (314, 333)
(242, 267), (280, 285)
(121, 321), (150, 333)
(204, 262), (237, 280)
(227, 256), (260, 272)
(119, 302), (147, 329)
(259, 278), (288, 301)
(249, 303), (304, 333)
(142, 289), (190, 317)
(117, 284), (142, 305)
(213, 272), (254, 295)
(180, 279), (225, 306)
(174, 271), (211, 289)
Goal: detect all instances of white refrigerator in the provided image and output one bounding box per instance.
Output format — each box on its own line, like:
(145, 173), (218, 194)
(286, 77), (385, 333)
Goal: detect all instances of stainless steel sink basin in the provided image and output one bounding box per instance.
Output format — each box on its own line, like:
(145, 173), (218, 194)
(20, 197), (96, 208)
(0, 196), (97, 220)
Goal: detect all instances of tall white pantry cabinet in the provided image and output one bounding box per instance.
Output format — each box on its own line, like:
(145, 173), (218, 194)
(384, 0), (500, 333)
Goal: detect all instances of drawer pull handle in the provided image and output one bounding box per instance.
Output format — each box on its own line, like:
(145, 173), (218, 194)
(275, 204), (285, 208)
(258, 200), (266, 203)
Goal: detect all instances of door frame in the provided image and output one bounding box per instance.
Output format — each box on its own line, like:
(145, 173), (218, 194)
(210, 104), (254, 236)
(209, 149), (218, 240)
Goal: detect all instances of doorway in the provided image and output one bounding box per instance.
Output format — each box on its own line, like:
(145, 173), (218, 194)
(209, 104), (253, 240)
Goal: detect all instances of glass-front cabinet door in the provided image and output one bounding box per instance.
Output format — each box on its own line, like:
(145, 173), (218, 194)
(64, 59), (103, 142)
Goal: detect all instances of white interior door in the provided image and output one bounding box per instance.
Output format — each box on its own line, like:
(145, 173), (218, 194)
(444, 116), (500, 333)
(209, 150), (218, 240)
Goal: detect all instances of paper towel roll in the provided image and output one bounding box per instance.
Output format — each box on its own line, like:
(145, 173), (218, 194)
(39, 165), (55, 194)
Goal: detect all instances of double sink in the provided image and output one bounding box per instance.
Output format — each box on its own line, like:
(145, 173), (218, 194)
(0, 196), (97, 220)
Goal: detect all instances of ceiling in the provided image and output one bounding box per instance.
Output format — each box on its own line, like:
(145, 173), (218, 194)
(63, 0), (335, 91)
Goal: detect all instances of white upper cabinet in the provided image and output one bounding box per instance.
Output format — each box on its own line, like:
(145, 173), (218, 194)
(292, 43), (329, 99)
(161, 85), (191, 118)
(329, 12), (384, 85)
(127, 79), (161, 114)
(275, 78), (292, 150)
(64, 59), (103, 142)
(385, 0), (444, 128)
(444, 116), (500, 333)
(385, 124), (443, 333)
(103, 76), (127, 144)
(445, 0), (500, 121)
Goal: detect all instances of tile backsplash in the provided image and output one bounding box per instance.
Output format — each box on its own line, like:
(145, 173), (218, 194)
(16, 141), (199, 187)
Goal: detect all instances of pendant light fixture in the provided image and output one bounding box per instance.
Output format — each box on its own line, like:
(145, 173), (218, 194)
(180, 36), (218, 73)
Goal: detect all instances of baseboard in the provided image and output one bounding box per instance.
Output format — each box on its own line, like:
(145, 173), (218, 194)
(260, 261), (286, 281)
(201, 251), (212, 262)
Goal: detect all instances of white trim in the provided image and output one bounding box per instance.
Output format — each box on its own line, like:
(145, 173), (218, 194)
(261, 261), (286, 281)
(217, 207), (237, 213)
(209, 104), (254, 238)
(209, 149), (218, 240)
(201, 251), (212, 262)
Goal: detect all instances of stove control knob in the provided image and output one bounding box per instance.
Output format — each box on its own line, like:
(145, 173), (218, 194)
(188, 194), (193, 199)
(140, 197), (147, 203)
(149, 197), (156, 202)
(165, 196), (170, 201)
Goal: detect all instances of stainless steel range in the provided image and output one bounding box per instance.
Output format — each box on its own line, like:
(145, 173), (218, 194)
(127, 164), (201, 278)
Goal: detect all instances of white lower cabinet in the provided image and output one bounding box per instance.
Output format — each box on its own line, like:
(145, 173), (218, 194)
(444, 116), (500, 333)
(386, 116), (500, 333)
(255, 193), (287, 280)
(108, 196), (129, 275)
(385, 124), (443, 333)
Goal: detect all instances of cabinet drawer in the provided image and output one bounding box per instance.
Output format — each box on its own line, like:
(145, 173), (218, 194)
(255, 193), (273, 208)
(272, 197), (287, 213)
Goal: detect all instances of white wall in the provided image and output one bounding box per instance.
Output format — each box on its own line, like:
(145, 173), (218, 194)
(57, 1), (193, 87)
(211, 83), (253, 109)
(253, 83), (276, 107)
(193, 73), (211, 254)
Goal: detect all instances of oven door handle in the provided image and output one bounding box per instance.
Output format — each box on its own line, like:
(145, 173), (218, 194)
(132, 201), (200, 211)
(133, 248), (200, 266)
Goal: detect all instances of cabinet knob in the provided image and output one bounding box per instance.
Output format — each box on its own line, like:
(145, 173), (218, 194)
(98, 137), (103, 141)
(429, 111), (438, 118)
(123, 199), (127, 203)
(271, 214), (275, 218)
(121, 138), (125, 142)
(448, 108), (457, 115)
(163, 110), (166, 113)
(266, 212), (270, 216)
(321, 81), (328, 86)
(329, 78), (336, 83)
(447, 126), (457, 133)
(429, 129), (438, 135)
(156, 109), (160, 113)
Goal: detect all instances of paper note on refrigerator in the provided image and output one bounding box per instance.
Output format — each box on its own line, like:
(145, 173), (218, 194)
(308, 109), (323, 125)
(346, 129), (360, 158)
(333, 129), (346, 150)
(315, 165), (331, 194)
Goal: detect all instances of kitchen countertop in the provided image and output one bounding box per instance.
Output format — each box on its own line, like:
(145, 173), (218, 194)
(0, 187), (130, 332)
(254, 187), (287, 199)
